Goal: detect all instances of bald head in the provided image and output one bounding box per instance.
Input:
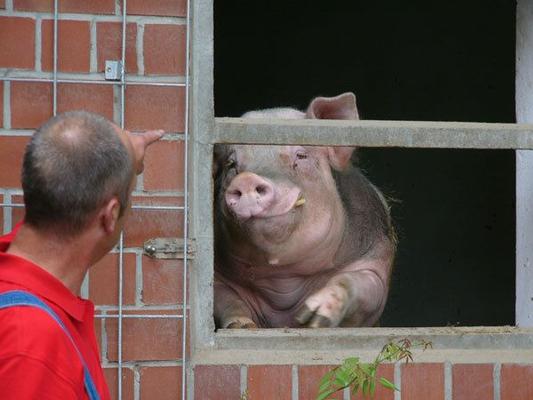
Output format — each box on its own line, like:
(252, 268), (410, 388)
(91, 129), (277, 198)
(22, 111), (134, 236)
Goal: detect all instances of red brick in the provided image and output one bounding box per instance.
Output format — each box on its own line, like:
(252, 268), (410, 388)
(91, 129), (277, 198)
(143, 24), (186, 75)
(0, 82), (3, 128)
(89, 253), (136, 306)
(142, 257), (184, 305)
(194, 365), (241, 400)
(0, 0), (5, 9)
(0, 194), (3, 234)
(11, 82), (53, 129)
(125, 85), (185, 132)
(58, 84), (114, 121)
(0, 17), (35, 69)
(103, 367), (135, 400)
(140, 366), (182, 400)
(299, 365), (343, 400)
(0, 137), (29, 188)
(143, 140), (185, 191)
(11, 82), (113, 129)
(106, 310), (182, 361)
(352, 364), (395, 400)
(248, 365), (292, 400)
(501, 364), (533, 400)
(97, 22), (138, 74)
(14, 0), (115, 14)
(127, 0), (186, 17)
(402, 363), (444, 400)
(42, 20), (90, 73)
(123, 196), (183, 247)
(94, 316), (103, 356)
(452, 364), (493, 400)
(11, 195), (25, 227)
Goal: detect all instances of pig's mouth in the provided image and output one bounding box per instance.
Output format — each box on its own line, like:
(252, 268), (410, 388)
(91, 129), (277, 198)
(252, 190), (305, 220)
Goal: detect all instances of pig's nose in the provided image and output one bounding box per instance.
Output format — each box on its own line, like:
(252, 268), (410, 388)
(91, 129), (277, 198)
(225, 172), (275, 219)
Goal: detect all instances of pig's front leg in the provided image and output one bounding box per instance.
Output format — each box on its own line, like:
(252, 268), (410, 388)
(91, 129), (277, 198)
(214, 278), (258, 329)
(295, 256), (391, 328)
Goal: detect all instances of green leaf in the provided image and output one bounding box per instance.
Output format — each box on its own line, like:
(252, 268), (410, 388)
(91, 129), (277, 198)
(379, 377), (399, 391)
(316, 389), (336, 400)
(370, 379), (376, 396)
(362, 379), (370, 395)
(334, 368), (352, 388)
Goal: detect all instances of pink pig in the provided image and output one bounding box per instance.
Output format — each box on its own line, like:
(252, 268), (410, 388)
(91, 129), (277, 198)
(214, 93), (395, 328)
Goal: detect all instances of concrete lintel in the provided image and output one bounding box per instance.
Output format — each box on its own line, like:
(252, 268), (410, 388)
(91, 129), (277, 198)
(192, 348), (533, 366)
(214, 118), (533, 149)
(190, 327), (533, 365)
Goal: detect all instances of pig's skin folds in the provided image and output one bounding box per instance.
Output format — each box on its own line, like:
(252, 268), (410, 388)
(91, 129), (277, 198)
(213, 93), (395, 329)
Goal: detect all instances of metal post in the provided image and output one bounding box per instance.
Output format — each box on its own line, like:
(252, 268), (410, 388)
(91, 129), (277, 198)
(53, 0), (58, 116)
(181, 0), (192, 396)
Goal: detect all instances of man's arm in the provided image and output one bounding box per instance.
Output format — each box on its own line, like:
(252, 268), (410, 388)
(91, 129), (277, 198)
(0, 354), (82, 399)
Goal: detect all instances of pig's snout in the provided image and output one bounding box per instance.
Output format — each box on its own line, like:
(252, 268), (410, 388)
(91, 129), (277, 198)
(225, 172), (275, 219)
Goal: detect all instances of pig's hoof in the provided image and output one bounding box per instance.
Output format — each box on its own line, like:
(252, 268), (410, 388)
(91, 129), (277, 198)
(225, 317), (258, 329)
(295, 305), (333, 328)
(296, 285), (348, 327)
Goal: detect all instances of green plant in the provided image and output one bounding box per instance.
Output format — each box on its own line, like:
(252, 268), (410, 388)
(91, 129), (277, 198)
(317, 339), (432, 400)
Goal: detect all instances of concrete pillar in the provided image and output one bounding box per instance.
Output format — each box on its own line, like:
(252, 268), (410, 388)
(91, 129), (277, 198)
(516, 0), (533, 327)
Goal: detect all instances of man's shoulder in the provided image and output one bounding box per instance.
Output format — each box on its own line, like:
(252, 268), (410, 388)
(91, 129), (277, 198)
(0, 300), (82, 366)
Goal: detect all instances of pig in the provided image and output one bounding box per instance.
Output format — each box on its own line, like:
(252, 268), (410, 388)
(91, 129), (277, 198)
(213, 92), (395, 328)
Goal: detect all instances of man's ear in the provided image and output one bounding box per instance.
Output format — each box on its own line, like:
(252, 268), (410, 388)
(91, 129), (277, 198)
(101, 197), (121, 234)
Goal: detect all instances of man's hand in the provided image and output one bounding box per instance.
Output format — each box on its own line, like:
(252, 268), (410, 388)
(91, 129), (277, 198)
(114, 124), (165, 175)
(129, 130), (165, 174)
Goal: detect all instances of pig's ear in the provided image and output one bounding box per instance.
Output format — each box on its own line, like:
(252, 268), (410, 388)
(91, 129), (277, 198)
(327, 146), (355, 171)
(306, 92), (359, 120)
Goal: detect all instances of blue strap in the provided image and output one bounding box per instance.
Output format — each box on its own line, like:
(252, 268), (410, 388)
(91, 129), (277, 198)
(0, 290), (101, 400)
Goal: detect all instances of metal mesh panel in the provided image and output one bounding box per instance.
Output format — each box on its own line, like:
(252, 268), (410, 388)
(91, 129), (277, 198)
(0, 0), (191, 398)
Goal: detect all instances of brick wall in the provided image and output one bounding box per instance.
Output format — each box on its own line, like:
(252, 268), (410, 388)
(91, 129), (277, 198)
(0, 1), (187, 399)
(2, 1), (533, 400)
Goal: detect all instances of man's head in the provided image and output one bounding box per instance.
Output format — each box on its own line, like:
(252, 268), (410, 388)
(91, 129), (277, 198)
(22, 111), (134, 237)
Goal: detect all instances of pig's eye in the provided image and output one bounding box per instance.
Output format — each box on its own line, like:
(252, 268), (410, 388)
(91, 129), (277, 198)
(296, 152), (308, 160)
(225, 159), (236, 169)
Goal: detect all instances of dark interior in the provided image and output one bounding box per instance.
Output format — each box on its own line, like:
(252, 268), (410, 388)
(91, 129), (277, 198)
(214, 0), (516, 327)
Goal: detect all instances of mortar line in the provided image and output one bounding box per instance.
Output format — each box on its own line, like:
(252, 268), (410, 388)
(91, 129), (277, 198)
(103, 360), (182, 368)
(90, 18), (98, 73)
(0, 129), (33, 136)
(3, 81), (10, 129)
(136, 171), (144, 191)
(444, 361), (452, 400)
(135, 251), (143, 306)
(187, 367), (194, 400)
(115, 0), (121, 16)
(137, 22), (145, 76)
(291, 364), (298, 400)
(133, 368), (141, 400)
(112, 84), (121, 126)
(5, 0), (12, 11)
(81, 272), (89, 299)
(101, 314), (109, 363)
(35, 16), (42, 72)
(240, 365), (248, 398)
(394, 362), (402, 400)
(0, 11), (187, 24)
(494, 363), (501, 400)
(0, 73), (186, 85)
(2, 193), (11, 234)
(343, 386), (350, 400)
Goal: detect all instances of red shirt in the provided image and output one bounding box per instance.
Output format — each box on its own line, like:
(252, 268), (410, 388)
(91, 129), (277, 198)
(0, 226), (111, 400)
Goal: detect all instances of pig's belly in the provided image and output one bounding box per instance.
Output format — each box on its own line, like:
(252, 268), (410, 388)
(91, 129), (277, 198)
(242, 275), (330, 328)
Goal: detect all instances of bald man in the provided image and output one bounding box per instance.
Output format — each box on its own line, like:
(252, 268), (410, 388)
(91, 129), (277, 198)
(0, 111), (164, 400)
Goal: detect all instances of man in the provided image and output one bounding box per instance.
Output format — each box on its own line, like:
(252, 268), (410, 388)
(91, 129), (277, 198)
(0, 111), (164, 399)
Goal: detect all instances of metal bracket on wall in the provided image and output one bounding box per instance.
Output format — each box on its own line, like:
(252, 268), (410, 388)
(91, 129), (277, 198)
(143, 238), (196, 259)
(105, 60), (123, 81)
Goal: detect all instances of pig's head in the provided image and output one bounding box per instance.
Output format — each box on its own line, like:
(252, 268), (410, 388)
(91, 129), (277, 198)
(214, 93), (358, 268)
